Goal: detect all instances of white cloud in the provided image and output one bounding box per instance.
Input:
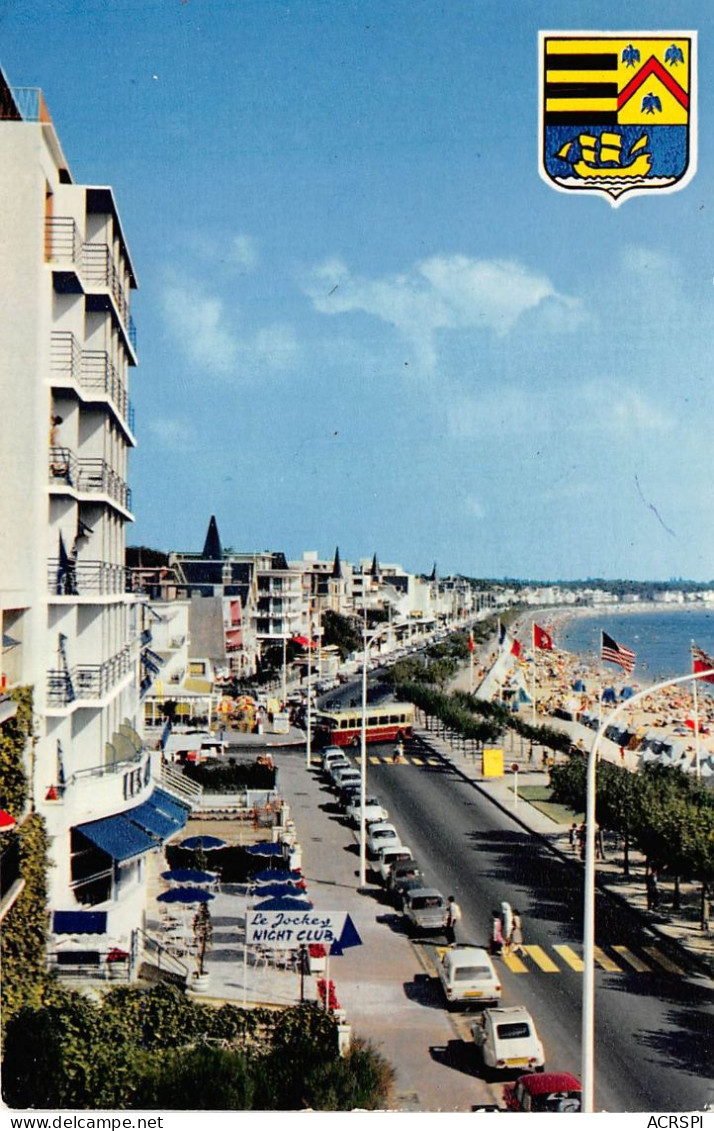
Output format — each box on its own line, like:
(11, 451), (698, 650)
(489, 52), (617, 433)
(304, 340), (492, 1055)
(182, 230), (259, 272)
(146, 417), (193, 449)
(580, 381), (674, 434)
(230, 233), (259, 271)
(464, 495), (486, 519)
(303, 253), (582, 371)
(159, 275), (299, 380)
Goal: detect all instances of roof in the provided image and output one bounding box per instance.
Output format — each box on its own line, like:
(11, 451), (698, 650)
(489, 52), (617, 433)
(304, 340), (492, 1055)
(518, 1072), (581, 1095)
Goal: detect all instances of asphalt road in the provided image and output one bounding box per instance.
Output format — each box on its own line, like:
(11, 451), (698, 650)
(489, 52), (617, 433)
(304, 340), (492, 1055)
(360, 738), (714, 1113)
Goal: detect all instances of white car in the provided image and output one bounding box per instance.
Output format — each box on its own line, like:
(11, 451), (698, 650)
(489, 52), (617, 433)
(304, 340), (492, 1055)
(366, 821), (401, 858)
(331, 766), (361, 791)
(437, 945), (502, 1010)
(319, 745), (343, 767)
(375, 844), (413, 884)
(323, 751), (349, 774)
(327, 758), (352, 783)
(472, 1006), (545, 1076)
(345, 796), (388, 826)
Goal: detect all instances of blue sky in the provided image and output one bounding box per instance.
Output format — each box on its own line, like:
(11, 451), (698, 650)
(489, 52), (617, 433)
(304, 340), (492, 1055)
(4, 0), (714, 580)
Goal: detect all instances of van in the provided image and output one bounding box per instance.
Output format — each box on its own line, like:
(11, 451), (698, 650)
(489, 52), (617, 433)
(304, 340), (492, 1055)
(162, 731), (227, 764)
(437, 945), (501, 1010)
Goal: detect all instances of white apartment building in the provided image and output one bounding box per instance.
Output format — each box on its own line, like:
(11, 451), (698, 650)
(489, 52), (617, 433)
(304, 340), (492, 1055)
(0, 72), (186, 959)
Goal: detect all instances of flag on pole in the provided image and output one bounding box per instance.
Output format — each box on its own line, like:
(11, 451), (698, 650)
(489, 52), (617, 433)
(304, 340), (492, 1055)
(533, 623), (554, 651)
(601, 631), (636, 674)
(499, 622), (521, 658)
(692, 644), (714, 685)
(468, 630), (475, 654)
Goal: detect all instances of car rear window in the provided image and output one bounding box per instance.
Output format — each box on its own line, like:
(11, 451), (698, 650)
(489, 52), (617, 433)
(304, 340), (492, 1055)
(496, 1022), (531, 1040)
(454, 966), (490, 981)
(412, 896), (442, 909)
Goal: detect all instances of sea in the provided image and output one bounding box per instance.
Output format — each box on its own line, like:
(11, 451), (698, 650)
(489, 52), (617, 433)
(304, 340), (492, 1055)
(555, 605), (714, 685)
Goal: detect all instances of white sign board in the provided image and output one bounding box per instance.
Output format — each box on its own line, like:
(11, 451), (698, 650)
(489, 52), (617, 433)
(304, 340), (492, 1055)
(246, 909), (347, 949)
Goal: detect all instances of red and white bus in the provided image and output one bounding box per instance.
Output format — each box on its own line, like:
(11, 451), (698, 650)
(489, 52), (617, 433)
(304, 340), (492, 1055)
(314, 703), (414, 748)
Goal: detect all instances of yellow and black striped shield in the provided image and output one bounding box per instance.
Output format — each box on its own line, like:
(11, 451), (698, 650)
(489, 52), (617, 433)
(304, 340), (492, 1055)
(539, 32), (696, 205)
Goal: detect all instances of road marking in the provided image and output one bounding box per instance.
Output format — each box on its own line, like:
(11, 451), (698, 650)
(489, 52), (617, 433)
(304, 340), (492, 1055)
(593, 946), (622, 973)
(427, 758), (440, 766)
(411, 757), (424, 765)
(643, 946), (686, 976)
(502, 950), (529, 973)
(553, 944), (584, 972)
(613, 946), (652, 973)
(369, 756), (381, 764)
(523, 945), (560, 972)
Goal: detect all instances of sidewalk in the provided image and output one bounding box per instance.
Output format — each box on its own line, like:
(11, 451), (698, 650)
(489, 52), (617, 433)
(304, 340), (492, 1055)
(413, 721), (714, 978)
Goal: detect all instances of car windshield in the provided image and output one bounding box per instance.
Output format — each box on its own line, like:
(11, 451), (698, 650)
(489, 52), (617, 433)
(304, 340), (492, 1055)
(454, 966), (490, 981)
(496, 1022), (531, 1040)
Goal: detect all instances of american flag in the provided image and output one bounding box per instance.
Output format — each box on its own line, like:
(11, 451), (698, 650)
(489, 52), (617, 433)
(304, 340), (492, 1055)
(601, 631), (636, 674)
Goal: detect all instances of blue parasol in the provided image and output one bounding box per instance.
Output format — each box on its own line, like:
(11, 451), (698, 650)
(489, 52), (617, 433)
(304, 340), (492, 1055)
(161, 868), (216, 885)
(157, 886), (215, 904)
(245, 842), (284, 857)
(254, 882), (306, 899)
(253, 868), (303, 883)
(253, 895), (313, 911)
(180, 835), (226, 851)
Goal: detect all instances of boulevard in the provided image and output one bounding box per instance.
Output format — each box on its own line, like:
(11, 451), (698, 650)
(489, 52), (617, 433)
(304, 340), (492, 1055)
(274, 723), (714, 1112)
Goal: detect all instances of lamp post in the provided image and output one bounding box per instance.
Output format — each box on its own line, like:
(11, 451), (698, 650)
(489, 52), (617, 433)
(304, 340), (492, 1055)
(359, 620), (392, 888)
(581, 664), (714, 1112)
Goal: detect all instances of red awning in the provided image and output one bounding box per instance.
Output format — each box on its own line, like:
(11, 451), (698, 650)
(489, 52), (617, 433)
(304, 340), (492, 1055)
(0, 809), (17, 830)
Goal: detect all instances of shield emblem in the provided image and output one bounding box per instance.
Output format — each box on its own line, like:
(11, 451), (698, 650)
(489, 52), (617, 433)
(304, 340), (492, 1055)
(539, 32), (697, 205)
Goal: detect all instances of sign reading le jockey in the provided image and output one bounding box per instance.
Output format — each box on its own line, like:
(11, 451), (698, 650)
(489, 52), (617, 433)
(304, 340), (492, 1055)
(246, 909), (347, 948)
(539, 31), (697, 205)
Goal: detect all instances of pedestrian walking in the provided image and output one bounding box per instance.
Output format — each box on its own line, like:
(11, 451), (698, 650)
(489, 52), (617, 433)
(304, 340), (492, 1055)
(568, 822), (578, 852)
(500, 900), (513, 946)
(646, 870), (660, 910)
(509, 908), (525, 956)
(445, 895), (461, 944)
(491, 910), (503, 956)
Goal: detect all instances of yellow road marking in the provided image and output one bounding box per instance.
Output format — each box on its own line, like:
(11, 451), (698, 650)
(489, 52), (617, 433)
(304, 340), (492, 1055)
(369, 756), (381, 764)
(427, 758), (440, 766)
(613, 946), (652, 973)
(553, 945), (584, 972)
(593, 946), (622, 972)
(523, 945), (560, 972)
(411, 757), (424, 765)
(643, 947), (685, 976)
(502, 951), (528, 973)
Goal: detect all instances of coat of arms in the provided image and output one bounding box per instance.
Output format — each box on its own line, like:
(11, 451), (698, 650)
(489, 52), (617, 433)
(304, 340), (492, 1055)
(539, 32), (696, 205)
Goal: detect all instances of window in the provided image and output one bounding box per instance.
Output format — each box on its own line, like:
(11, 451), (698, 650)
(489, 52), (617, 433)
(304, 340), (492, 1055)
(496, 1023), (531, 1040)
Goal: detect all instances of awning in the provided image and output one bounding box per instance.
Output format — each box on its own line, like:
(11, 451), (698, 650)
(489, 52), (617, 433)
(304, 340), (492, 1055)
(52, 910), (107, 935)
(153, 787), (191, 821)
(76, 813), (157, 862)
(130, 798), (181, 840)
(144, 648), (164, 668)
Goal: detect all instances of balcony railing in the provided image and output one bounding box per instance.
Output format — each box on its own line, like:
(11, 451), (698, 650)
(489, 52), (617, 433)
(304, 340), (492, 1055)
(45, 224), (134, 344)
(6, 86), (51, 123)
(49, 449), (132, 512)
(45, 217), (83, 269)
(47, 644), (134, 707)
(47, 558), (128, 598)
(82, 242), (131, 328)
(51, 332), (134, 435)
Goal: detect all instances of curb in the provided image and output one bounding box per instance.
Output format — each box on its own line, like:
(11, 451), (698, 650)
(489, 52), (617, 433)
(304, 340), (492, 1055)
(412, 728), (714, 981)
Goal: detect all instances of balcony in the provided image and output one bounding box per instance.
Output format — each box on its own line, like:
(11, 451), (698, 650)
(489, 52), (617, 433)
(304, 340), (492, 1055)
(49, 449), (133, 514)
(47, 644), (134, 708)
(47, 558), (128, 598)
(5, 86), (51, 123)
(45, 222), (136, 360)
(51, 332), (134, 439)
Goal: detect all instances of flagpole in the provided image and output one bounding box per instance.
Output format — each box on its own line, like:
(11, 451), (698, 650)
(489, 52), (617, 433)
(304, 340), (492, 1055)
(692, 643), (702, 780)
(531, 623), (537, 726)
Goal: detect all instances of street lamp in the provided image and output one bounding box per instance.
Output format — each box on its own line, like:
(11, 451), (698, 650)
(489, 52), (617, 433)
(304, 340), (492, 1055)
(359, 619), (393, 888)
(581, 664), (714, 1112)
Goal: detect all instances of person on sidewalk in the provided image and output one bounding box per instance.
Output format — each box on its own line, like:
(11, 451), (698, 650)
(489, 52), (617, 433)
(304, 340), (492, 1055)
(646, 870), (660, 910)
(491, 910), (504, 956)
(445, 895), (461, 944)
(509, 908), (526, 956)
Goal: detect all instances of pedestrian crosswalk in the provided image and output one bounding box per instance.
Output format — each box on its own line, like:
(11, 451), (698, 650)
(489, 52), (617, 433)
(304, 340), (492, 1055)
(369, 754), (442, 766)
(498, 942), (686, 977)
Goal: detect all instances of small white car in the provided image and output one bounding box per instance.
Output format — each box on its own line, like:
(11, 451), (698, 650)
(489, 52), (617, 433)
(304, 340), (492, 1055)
(472, 1007), (545, 1076)
(366, 821), (401, 858)
(345, 796), (388, 826)
(327, 759), (353, 784)
(437, 945), (502, 1010)
(331, 767), (361, 791)
(319, 745), (343, 767)
(375, 845), (413, 884)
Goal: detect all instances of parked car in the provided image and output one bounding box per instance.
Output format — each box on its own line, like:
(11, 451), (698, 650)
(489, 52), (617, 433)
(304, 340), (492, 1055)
(328, 760), (354, 785)
(503, 1072), (581, 1113)
(374, 844), (413, 884)
(388, 861), (425, 905)
(366, 822), (401, 858)
(472, 1007), (545, 1077)
(402, 888), (449, 936)
(319, 745), (343, 766)
(345, 795), (388, 826)
(331, 767), (361, 792)
(337, 783), (361, 810)
(324, 754), (350, 779)
(436, 945), (501, 1010)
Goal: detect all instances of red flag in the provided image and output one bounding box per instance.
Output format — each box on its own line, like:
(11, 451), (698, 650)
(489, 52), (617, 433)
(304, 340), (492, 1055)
(692, 645), (714, 685)
(468, 630), (475, 654)
(533, 623), (553, 651)
(511, 637), (522, 658)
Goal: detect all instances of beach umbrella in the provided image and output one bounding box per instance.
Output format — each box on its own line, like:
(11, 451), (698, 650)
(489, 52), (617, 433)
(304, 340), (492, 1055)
(245, 842), (285, 857)
(180, 835), (226, 851)
(253, 882), (306, 899)
(253, 868), (303, 884)
(157, 886), (215, 904)
(161, 868), (216, 885)
(253, 895), (313, 911)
